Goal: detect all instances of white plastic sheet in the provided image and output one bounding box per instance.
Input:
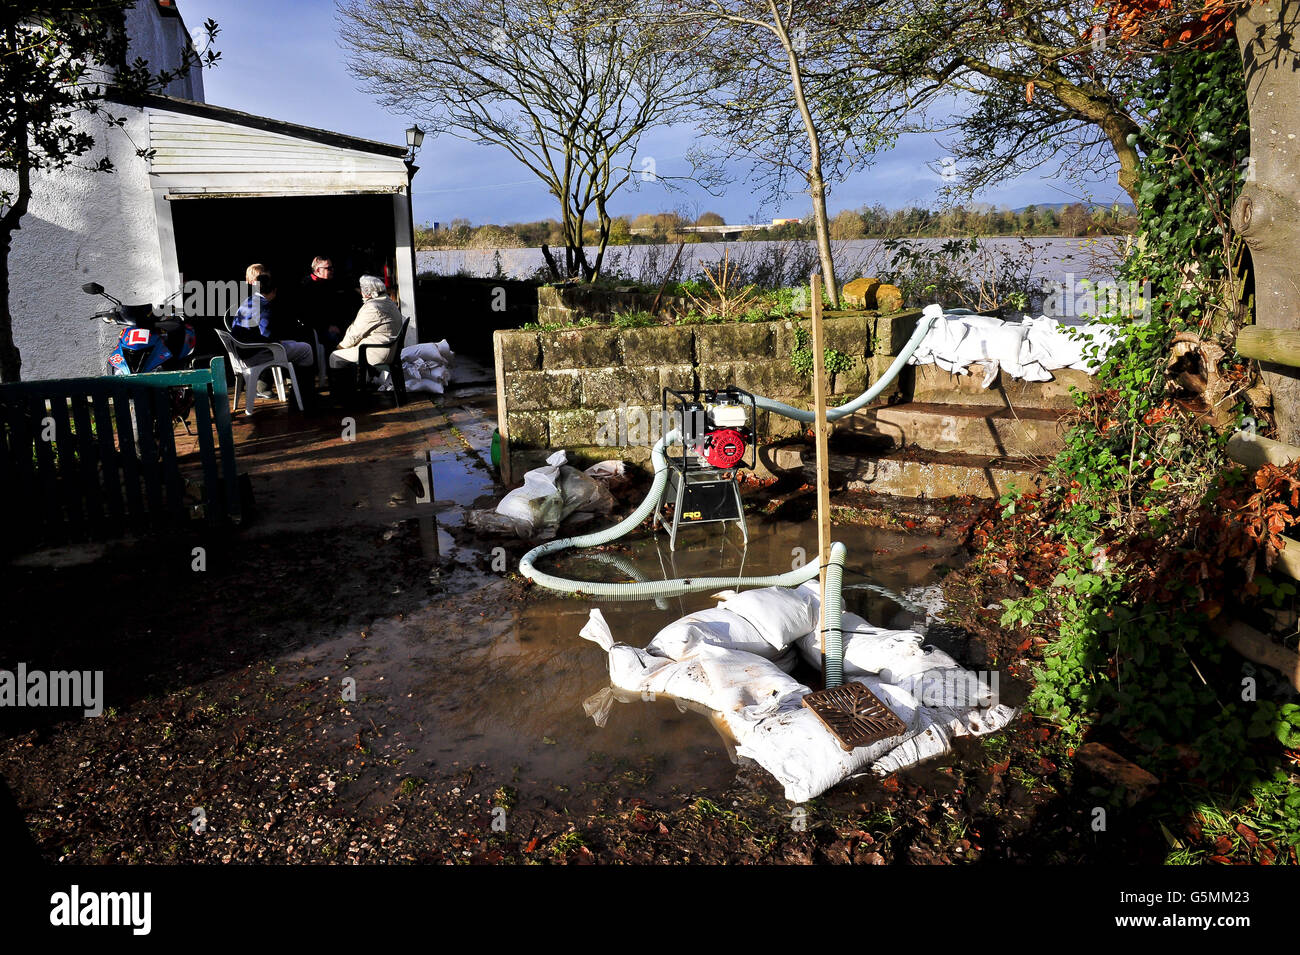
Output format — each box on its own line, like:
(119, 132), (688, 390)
(468, 451), (616, 539)
(909, 312), (1120, 386)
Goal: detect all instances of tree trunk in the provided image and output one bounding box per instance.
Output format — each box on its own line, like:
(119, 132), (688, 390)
(0, 228), (21, 383)
(1232, 0), (1300, 442)
(771, 0), (838, 307)
(541, 243), (562, 281)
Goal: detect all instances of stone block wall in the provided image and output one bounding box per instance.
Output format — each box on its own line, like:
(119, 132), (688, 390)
(536, 284), (689, 325)
(493, 309), (922, 483)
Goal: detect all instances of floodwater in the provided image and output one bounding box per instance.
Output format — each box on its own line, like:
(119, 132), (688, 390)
(275, 371), (963, 804)
(284, 505), (961, 804)
(417, 236), (1119, 287)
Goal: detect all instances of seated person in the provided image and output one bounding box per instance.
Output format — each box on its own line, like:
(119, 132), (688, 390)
(231, 274), (316, 396)
(299, 256), (357, 350)
(328, 275), (404, 379)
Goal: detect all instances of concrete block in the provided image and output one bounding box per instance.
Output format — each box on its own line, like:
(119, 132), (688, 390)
(548, 408), (600, 447)
(505, 410), (548, 447)
(659, 364), (696, 395)
(871, 309), (922, 354)
(541, 326), (621, 369)
(621, 325), (693, 365)
(503, 369), (581, 411)
(495, 329), (541, 371)
(579, 367), (662, 407)
(695, 322), (774, 362)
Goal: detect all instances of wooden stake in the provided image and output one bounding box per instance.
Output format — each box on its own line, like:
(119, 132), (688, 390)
(810, 274), (832, 679)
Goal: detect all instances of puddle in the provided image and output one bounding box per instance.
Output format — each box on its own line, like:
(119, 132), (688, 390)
(279, 512), (963, 806)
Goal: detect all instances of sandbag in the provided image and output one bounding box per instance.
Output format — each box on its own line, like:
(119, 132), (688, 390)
(717, 586), (820, 651)
(491, 450), (570, 538)
(736, 676), (920, 802)
(648, 607), (782, 660)
(582, 601), (1020, 802)
(557, 464), (615, 516)
(581, 611), (804, 718)
(795, 611), (929, 677)
(471, 451), (614, 539)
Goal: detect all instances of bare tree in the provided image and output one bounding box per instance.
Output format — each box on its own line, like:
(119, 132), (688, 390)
(844, 1), (1153, 206)
(338, 0), (706, 282)
(628, 0), (893, 307)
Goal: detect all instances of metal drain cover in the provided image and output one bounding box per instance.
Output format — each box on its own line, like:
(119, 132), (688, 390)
(802, 682), (907, 751)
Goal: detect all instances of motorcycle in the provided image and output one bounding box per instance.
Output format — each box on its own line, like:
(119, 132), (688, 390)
(83, 282), (198, 429)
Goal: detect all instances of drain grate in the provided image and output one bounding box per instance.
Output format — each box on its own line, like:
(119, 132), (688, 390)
(802, 682), (907, 751)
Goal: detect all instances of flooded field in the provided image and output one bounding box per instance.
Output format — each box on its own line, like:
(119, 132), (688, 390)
(4, 365), (1079, 865)
(418, 236), (1117, 287)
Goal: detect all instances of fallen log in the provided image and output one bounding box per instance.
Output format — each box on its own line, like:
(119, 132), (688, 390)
(1213, 618), (1300, 693)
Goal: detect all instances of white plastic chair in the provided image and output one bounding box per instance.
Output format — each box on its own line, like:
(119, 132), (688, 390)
(215, 329), (303, 415)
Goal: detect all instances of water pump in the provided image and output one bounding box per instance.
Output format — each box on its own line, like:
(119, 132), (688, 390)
(655, 385), (757, 549)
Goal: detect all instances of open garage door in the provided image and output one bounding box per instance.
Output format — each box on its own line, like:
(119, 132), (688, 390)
(169, 193), (400, 358)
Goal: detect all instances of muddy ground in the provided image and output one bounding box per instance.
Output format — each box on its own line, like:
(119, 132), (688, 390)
(0, 374), (1191, 865)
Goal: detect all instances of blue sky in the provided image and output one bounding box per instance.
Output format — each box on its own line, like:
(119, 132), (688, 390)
(186, 0), (1128, 228)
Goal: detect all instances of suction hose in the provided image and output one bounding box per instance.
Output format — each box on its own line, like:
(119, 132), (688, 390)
(517, 303), (945, 686)
(753, 303), (943, 423)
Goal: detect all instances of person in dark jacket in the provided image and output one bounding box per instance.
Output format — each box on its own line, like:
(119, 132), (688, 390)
(298, 256), (358, 350)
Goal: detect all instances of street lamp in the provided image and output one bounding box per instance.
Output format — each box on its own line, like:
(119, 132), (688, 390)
(405, 124), (424, 163)
(403, 124), (424, 339)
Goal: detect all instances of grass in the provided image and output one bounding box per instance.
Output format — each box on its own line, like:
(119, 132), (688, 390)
(692, 796), (754, 832)
(551, 831), (585, 855)
(611, 309), (655, 328)
(398, 776), (426, 797)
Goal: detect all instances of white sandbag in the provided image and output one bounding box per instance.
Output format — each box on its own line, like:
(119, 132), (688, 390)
(583, 602), (1021, 803)
(475, 451), (613, 539)
(648, 608), (781, 660)
(736, 676), (919, 803)
(717, 586), (820, 651)
(494, 450), (569, 538)
(401, 341), (453, 363)
(405, 377), (444, 395)
(795, 611), (929, 677)
(584, 460), (626, 481)
(909, 311), (1115, 385)
(581, 610), (804, 718)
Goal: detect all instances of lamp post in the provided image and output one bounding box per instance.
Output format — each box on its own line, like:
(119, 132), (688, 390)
(403, 124), (424, 337)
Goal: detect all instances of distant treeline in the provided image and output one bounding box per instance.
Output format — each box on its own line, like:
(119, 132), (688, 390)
(415, 203), (1137, 250)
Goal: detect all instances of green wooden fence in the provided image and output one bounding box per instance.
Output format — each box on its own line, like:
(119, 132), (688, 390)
(0, 358), (240, 550)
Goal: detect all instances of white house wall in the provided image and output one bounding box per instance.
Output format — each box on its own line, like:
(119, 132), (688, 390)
(148, 113), (399, 177)
(10, 108), (165, 381)
(10, 100), (417, 381)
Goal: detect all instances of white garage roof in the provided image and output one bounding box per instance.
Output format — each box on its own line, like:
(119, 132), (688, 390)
(113, 92), (412, 195)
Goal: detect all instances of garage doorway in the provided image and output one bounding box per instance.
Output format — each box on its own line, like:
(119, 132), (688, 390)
(169, 193), (399, 358)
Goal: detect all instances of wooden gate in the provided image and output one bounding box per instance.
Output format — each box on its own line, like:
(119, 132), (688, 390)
(0, 358), (241, 551)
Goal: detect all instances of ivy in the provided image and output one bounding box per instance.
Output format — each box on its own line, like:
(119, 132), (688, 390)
(790, 324), (856, 379)
(975, 41), (1300, 791)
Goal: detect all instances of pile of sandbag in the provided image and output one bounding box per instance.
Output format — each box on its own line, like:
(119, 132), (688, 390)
(581, 582), (1017, 802)
(468, 451), (622, 539)
(910, 312), (1120, 387)
(383, 339), (454, 395)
